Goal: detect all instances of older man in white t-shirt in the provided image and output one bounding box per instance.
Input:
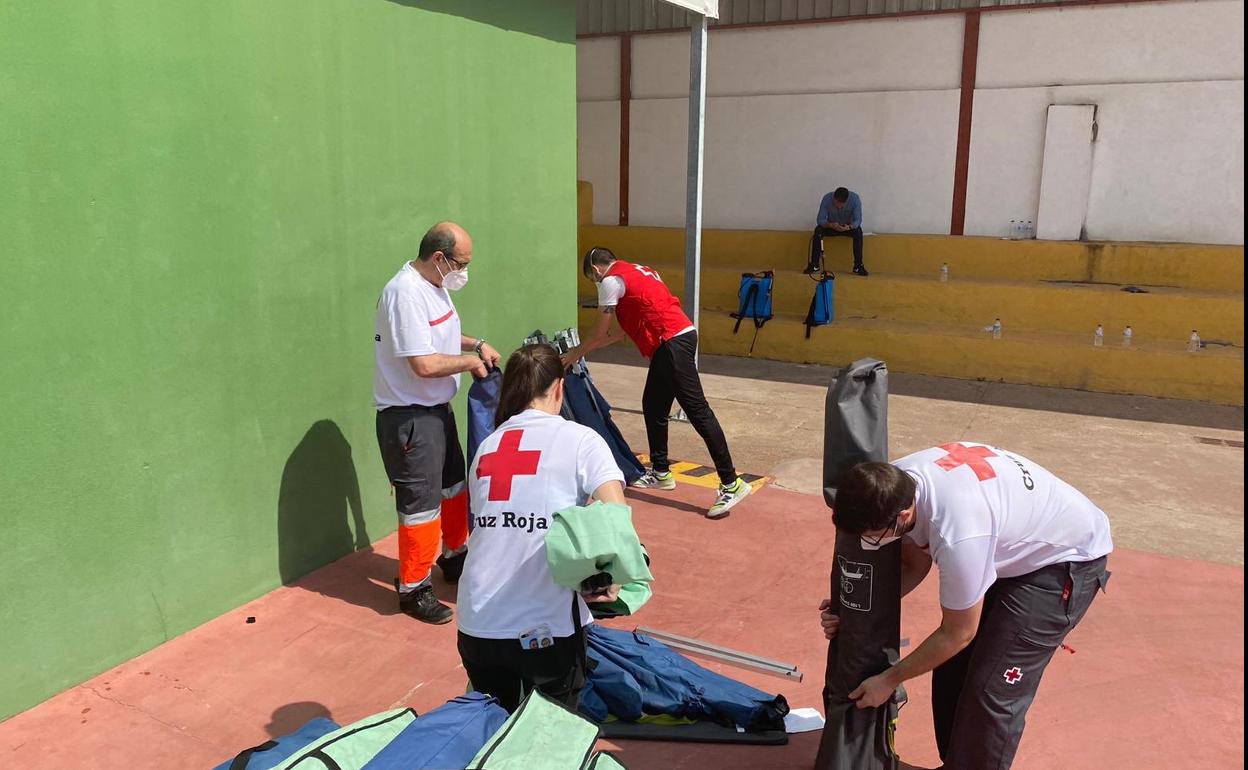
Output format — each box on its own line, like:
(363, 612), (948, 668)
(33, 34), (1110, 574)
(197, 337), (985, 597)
(374, 221), (500, 624)
(823, 443), (1112, 770)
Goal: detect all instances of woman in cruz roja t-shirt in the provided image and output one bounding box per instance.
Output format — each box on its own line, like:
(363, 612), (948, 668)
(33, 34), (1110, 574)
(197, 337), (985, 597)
(455, 344), (626, 712)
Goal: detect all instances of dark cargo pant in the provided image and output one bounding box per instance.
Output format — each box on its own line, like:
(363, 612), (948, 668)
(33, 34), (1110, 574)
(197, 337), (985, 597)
(936, 556), (1110, 770)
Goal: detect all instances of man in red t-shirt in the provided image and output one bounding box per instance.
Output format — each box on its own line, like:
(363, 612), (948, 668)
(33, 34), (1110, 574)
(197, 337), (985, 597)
(562, 247), (750, 519)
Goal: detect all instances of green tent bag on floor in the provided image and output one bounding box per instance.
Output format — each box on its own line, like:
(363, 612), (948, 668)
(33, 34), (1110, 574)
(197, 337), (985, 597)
(271, 709), (417, 770)
(467, 691), (601, 770)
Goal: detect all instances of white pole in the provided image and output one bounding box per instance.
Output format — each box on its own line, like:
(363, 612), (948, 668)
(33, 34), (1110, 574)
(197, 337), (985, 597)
(683, 13), (708, 368)
(673, 13), (708, 424)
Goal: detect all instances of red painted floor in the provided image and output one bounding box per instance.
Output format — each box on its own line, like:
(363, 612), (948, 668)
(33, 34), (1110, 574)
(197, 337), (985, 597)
(1, 484), (1243, 769)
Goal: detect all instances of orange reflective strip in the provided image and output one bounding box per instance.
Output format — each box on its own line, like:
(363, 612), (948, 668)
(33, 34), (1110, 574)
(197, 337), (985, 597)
(440, 491), (469, 551)
(398, 519), (440, 586)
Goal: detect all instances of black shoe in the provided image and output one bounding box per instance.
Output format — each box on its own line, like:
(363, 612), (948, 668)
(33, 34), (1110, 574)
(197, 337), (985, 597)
(853, 264), (869, 276)
(803, 263), (820, 275)
(399, 585), (453, 625)
(437, 550), (467, 583)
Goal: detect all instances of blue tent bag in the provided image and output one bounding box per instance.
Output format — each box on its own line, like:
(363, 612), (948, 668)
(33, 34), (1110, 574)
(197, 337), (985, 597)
(212, 717), (341, 770)
(361, 693), (508, 770)
(467, 368), (501, 468)
(805, 272), (834, 339)
(466, 368), (503, 531)
(562, 364), (646, 485)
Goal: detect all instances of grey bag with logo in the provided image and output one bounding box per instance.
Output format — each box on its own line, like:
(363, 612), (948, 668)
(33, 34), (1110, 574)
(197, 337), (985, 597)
(815, 358), (905, 770)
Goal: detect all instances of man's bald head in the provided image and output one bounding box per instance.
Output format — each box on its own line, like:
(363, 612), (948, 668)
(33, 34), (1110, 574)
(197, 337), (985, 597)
(417, 221), (472, 263)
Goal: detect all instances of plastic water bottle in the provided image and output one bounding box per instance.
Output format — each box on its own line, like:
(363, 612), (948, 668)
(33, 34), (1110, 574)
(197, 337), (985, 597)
(940, 263), (949, 282)
(1187, 330), (1202, 352)
(1094, 324), (1104, 347)
(1009, 220), (1019, 240)
(1025, 221), (1035, 239)
(1122, 325), (1133, 348)
(992, 318), (1002, 340)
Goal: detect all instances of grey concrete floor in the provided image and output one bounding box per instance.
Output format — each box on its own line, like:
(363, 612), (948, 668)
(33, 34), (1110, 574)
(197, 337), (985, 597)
(587, 346), (1246, 566)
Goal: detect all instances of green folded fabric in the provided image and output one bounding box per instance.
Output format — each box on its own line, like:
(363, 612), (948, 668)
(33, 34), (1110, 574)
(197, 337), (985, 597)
(545, 502), (653, 615)
(467, 690), (601, 769)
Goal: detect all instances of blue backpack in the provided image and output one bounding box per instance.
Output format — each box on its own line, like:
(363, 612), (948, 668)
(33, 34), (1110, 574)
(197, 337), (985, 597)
(213, 718), (341, 770)
(361, 693), (509, 770)
(805, 272), (834, 339)
(731, 271), (774, 354)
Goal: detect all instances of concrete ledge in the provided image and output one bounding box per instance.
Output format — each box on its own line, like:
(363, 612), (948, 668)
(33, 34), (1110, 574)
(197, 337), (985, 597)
(581, 266), (1244, 345)
(579, 307), (1245, 405)
(578, 225), (1246, 292)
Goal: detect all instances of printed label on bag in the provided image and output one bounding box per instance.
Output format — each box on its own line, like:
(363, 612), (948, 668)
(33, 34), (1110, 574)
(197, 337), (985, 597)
(839, 556), (873, 612)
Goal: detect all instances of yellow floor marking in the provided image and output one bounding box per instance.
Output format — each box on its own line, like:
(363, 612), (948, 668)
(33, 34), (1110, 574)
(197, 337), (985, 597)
(636, 455), (771, 492)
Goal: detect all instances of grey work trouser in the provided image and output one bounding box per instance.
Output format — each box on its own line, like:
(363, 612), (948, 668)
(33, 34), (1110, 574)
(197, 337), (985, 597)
(936, 556), (1110, 770)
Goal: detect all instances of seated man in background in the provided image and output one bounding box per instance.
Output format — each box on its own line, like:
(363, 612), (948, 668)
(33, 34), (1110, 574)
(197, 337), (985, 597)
(807, 187), (867, 277)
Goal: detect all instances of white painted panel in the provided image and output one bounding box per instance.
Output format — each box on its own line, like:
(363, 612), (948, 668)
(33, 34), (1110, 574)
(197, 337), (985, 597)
(577, 101), (622, 225)
(977, 0), (1245, 89)
(577, 37), (621, 101)
(1036, 105), (1096, 241)
(966, 81), (1244, 244)
(631, 14), (962, 99)
(629, 90), (960, 232)
(706, 16), (963, 95)
(963, 88), (1051, 238)
(632, 32), (692, 99)
(628, 98), (689, 226)
(1082, 80), (1244, 244)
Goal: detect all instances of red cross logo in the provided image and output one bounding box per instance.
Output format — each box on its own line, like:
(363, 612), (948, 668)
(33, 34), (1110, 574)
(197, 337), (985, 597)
(935, 442), (998, 481)
(1003, 666), (1023, 685)
(476, 430), (542, 501)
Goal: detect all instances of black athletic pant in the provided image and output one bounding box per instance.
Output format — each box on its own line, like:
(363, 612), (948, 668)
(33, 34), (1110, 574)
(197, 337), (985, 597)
(809, 225), (864, 271)
(934, 556), (1110, 770)
(643, 331), (736, 486)
(457, 629), (587, 714)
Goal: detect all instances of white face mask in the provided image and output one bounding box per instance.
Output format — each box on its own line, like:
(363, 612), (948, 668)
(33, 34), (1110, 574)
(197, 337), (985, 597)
(436, 257), (469, 291)
(443, 268), (469, 292)
(860, 513), (906, 551)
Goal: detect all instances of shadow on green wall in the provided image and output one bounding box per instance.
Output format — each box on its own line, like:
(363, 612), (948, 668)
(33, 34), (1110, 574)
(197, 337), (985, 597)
(277, 420), (409, 614)
(277, 420), (370, 584)
(381, 0), (573, 42)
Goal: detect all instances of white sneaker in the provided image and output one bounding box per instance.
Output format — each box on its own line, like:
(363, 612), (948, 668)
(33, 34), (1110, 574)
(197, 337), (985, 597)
(707, 478), (750, 519)
(631, 469), (677, 490)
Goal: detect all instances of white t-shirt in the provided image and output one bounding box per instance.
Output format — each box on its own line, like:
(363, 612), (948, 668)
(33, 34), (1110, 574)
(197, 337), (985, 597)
(896, 443), (1113, 611)
(456, 409), (624, 639)
(597, 275), (626, 307)
(373, 262), (461, 409)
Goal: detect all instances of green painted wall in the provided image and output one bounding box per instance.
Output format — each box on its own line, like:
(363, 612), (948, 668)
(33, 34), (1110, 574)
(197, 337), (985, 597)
(0, 0), (577, 720)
